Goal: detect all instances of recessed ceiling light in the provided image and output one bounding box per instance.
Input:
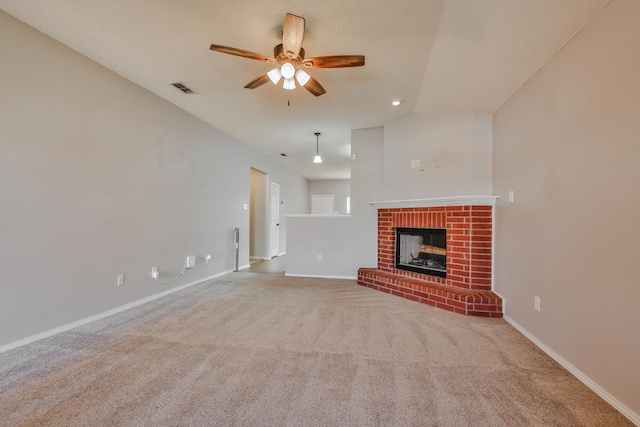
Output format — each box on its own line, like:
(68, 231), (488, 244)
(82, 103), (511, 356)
(391, 99), (403, 106)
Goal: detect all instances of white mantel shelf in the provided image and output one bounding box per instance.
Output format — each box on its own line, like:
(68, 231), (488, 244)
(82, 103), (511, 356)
(370, 196), (498, 209)
(286, 214), (353, 218)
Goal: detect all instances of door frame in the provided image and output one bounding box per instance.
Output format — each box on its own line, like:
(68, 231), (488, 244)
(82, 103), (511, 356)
(270, 181), (280, 258)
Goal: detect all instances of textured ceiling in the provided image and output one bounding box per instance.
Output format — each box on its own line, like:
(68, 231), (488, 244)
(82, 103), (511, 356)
(0, 0), (610, 180)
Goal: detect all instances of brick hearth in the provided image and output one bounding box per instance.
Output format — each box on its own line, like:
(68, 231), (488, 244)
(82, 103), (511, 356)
(357, 201), (502, 317)
(358, 268), (502, 317)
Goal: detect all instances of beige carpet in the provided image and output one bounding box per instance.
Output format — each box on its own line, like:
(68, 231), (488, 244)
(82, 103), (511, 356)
(0, 272), (632, 426)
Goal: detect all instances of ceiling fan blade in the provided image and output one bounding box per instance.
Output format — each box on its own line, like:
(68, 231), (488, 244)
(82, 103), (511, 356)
(282, 13), (305, 59)
(304, 76), (326, 97)
(210, 44), (275, 62)
(302, 55), (365, 68)
(244, 74), (270, 89)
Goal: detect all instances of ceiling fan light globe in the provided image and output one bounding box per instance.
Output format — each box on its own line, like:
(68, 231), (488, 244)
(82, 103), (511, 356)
(283, 78), (296, 90)
(313, 155), (323, 164)
(280, 62), (296, 79)
(295, 69), (311, 86)
(267, 68), (282, 84)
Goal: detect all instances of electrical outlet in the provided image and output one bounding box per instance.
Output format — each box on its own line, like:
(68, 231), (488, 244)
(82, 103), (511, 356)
(151, 267), (159, 279)
(534, 296), (541, 312)
(186, 255), (196, 268)
(509, 190), (514, 203)
(317, 254), (323, 262)
(117, 274), (125, 286)
(205, 254), (212, 264)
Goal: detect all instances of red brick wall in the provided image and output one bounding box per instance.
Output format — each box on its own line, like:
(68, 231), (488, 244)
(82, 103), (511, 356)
(377, 206), (493, 291)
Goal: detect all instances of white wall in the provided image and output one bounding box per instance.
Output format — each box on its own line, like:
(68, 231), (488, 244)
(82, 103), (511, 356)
(0, 10), (308, 347)
(309, 179), (350, 214)
(493, 0), (640, 418)
(383, 111), (492, 200)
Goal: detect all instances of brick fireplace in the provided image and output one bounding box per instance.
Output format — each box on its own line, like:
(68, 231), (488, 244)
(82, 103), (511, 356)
(357, 196), (503, 317)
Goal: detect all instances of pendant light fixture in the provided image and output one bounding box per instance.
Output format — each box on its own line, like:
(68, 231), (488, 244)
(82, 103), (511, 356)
(313, 132), (322, 164)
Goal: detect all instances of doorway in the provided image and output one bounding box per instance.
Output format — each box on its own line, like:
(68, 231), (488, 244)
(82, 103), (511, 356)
(270, 181), (280, 258)
(249, 168), (280, 263)
(249, 168), (269, 262)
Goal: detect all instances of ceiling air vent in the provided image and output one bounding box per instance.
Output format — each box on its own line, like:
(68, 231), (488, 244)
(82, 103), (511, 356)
(169, 82), (194, 94)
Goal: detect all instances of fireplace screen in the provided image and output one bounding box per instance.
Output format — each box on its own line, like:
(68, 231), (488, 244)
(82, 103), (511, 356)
(395, 227), (447, 278)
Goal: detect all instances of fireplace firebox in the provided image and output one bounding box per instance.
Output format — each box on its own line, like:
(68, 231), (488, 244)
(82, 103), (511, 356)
(395, 227), (447, 278)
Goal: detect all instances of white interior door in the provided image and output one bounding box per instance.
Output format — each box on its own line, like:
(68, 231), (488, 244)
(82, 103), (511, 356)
(270, 182), (280, 258)
(312, 195), (335, 214)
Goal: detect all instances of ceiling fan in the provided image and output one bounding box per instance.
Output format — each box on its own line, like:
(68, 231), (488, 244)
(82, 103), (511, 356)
(210, 13), (365, 96)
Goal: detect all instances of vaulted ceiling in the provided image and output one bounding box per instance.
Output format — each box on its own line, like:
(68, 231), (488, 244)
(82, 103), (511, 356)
(0, 0), (610, 179)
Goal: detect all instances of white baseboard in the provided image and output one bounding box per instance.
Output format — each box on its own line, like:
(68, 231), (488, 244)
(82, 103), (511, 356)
(237, 263), (251, 271)
(503, 315), (639, 425)
(278, 252), (286, 257)
(285, 273), (357, 280)
(0, 270), (233, 355)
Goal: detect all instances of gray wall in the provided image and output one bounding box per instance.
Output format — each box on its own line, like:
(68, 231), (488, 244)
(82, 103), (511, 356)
(0, 10), (308, 347)
(309, 179), (351, 214)
(349, 128), (385, 267)
(383, 111), (492, 200)
(285, 216), (357, 278)
(493, 0), (640, 416)
(286, 128), (384, 277)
